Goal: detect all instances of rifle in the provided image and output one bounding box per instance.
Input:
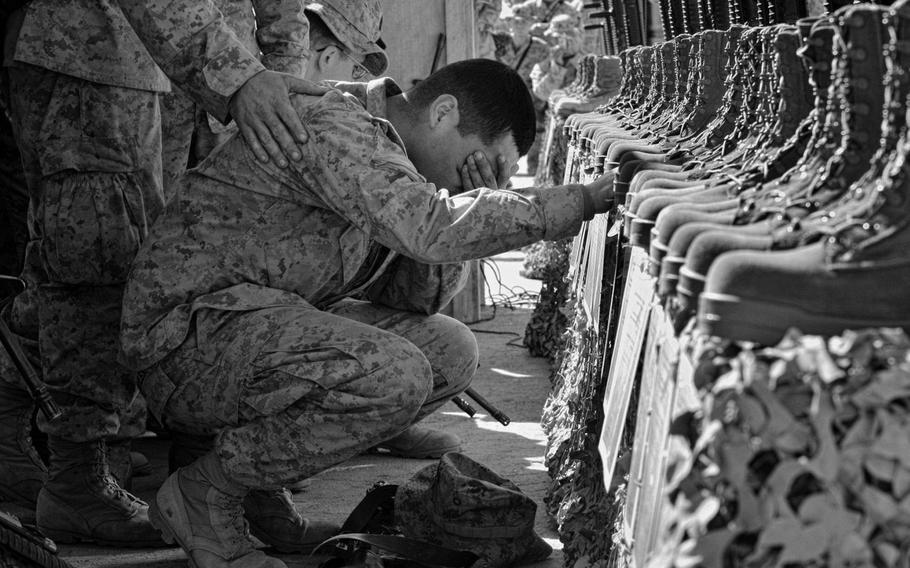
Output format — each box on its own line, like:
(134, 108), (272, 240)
(0, 275), (61, 421)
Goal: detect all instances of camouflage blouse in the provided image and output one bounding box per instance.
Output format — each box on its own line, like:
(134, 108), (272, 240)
(120, 78), (586, 371)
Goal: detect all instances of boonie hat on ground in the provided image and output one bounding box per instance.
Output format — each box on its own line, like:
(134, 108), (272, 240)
(305, 0), (389, 76)
(395, 452), (552, 568)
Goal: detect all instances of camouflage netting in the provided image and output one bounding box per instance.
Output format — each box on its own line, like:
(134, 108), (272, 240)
(522, 108), (575, 361)
(650, 328), (910, 568)
(522, 239), (572, 361)
(540, 231), (632, 568)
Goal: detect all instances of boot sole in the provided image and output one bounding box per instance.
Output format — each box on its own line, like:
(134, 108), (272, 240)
(39, 525), (168, 549)
(147, 500), (178, 547)
(699, 292), (910, 345)
(247, 520), (322, 555)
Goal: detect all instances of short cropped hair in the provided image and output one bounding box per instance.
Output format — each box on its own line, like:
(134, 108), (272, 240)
(407, 59), (536, 156)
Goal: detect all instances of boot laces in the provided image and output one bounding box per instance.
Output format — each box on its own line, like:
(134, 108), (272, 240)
(215, 492), (253, 550)
(94, 445), (146, 509)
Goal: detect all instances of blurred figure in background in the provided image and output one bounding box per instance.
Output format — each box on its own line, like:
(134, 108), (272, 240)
(495, 2), (550, 174)
(530, 14), (584, 103)
(475, 0), (505, 60)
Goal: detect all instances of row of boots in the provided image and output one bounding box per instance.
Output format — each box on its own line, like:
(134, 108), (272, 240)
(563, 0), (910, 346)
(0, 381), (337, 567)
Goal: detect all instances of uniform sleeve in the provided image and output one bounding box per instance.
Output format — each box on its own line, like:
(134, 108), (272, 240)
(118, 0), (266, 123)
(293, 99), (587, 263)
(364, 257), (469, 314)
(251, 0), (310, 77)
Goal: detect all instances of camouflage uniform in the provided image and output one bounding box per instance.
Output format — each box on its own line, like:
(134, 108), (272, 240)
(161, 0), (311, 200)
(510, 0), (584, 27)
(121, 79), (587, 486)
(0, 102), (27, 277)
(1, 0), (273, 441)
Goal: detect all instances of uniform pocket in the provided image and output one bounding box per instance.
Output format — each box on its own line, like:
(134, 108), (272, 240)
(36, 136), (155, 285)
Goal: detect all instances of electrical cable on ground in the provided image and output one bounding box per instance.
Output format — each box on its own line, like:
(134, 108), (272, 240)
(468, 258), (541, 349)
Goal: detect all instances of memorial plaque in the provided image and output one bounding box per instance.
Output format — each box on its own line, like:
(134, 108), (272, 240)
(623, 304), (665, 532)
(581, 214), (610, 328)
(633, 323), (680, 564)
(598, 247), (654, 495)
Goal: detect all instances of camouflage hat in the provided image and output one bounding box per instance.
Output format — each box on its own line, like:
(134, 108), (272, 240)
(305, 0), (389, 76)
(395, 452), (552, 568)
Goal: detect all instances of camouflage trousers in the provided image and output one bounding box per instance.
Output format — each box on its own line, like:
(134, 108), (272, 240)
(0, 62), (164, 441)
(141, 299), (479, 488)
(0, 104), (28, 276)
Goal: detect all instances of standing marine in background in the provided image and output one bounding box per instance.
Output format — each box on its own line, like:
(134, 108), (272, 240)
(530, 14), (584, 103)
(494, 2), (550, 175)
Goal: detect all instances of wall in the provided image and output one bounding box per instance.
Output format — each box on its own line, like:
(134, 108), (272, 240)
(380, 0), (475, 86)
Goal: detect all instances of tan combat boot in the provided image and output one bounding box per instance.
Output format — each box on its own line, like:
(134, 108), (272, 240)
(150, 451), (285, 568)
(169, 432), (339, 553)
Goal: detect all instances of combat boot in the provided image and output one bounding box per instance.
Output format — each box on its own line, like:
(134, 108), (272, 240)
(169, 431), (339, 553)
(0, 382), (47, 509)
(151, 451), (285, 568)
(678, 30), (728, 137)
(672, 6), (890, 309)
(106, 438), (136, 491)
(698, 99), (910, 344)
(36, 437), (165, 546)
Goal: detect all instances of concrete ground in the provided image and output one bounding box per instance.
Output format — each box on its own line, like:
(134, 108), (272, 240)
(11, 169), (568, 568)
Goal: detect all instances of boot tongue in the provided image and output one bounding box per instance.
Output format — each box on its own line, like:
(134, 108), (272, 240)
(179, 469), (252, 556)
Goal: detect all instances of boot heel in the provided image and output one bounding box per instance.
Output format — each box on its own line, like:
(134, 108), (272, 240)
(147, 501), (176, 545)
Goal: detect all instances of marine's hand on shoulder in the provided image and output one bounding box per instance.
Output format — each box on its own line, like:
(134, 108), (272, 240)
(459, 151), (515, 192)
(229, 70), (330, 167)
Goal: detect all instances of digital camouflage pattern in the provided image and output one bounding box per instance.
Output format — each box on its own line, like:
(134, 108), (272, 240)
(121, 77), (587, 483)
(143, 299), (477, 486)
(12, 0), (170, 92)
(0, 101), (27, 276)
(0, 0), (315, 439)
(1, 62), (163, 440)
(116, 0), (267, 122)
(120, 77), (585, 371)
(395, 452), (552, 568)
(160, 0), (311, 199)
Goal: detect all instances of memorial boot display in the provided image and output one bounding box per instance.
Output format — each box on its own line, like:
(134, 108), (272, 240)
(697, 126), (910, 343)
(672, 3), (891, 311)
(652, 25), (816, 291)
(696, 1), (910, 344)
(673, 15), (839, 309)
